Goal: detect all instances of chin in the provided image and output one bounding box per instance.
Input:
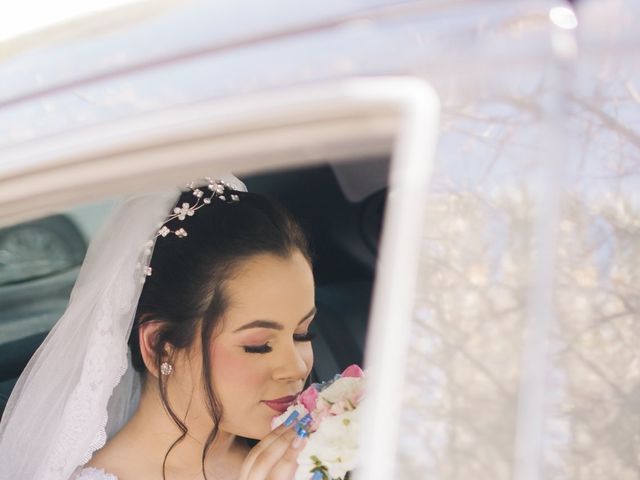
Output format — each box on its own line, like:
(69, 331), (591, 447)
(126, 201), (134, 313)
(234, 426), (269, 441)
(225, 417), (272, 441)
(245, 430), (268, 441)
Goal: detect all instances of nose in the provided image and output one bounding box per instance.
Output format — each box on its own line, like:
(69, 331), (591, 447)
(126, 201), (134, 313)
(272, 340), (311, 383)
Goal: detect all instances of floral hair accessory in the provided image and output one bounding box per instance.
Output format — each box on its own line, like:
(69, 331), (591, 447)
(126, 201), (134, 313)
(271, 364), (366, 480)
(138, 177), (240, 282)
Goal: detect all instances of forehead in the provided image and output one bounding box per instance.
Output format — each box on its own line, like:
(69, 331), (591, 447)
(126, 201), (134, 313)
(223, 251), (314, 326)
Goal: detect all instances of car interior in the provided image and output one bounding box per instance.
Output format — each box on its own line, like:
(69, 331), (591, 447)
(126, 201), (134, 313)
(0, 159), (389, 420)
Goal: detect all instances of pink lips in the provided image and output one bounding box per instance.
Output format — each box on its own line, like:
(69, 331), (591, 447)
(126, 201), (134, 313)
(262, 394), (298, 413)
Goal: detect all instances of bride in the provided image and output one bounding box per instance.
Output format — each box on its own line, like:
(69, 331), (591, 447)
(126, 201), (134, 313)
(0, 174), (317, 480)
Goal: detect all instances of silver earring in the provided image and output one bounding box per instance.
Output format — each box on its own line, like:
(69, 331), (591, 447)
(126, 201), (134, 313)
(160, 362), (173, 376)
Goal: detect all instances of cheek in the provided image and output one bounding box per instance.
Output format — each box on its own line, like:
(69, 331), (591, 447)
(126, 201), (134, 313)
(210, 343), (266, 395)
(302, 343), (314, 372)
(304, 342), (314, 371)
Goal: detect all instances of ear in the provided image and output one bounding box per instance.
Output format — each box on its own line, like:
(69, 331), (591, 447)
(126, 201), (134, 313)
(138, 320), (172, 379)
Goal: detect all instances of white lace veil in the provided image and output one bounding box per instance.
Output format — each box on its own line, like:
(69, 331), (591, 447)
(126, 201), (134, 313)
(0, 174), (247, 480)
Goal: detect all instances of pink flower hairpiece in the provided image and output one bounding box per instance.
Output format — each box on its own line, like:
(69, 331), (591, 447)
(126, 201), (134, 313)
(138, 177), (240, 282)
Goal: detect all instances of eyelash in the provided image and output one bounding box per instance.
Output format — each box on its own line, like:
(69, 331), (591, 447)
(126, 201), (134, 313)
(243, 332), (316, 354)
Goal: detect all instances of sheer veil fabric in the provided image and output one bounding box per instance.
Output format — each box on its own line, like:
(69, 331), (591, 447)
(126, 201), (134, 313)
(0, 174), (247, 480)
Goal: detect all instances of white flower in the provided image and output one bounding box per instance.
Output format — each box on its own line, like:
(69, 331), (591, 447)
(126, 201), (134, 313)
(295, 409), (360, 480)
(318, 377), (363, 407)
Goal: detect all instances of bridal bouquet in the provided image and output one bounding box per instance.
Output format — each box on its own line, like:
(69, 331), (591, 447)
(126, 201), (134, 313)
(271, 364), (365, 480)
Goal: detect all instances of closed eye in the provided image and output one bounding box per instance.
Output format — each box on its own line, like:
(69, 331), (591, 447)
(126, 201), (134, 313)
(243, 331), (317, 354)
(293, 331), (316, 342)
(243, 343), (272, 354)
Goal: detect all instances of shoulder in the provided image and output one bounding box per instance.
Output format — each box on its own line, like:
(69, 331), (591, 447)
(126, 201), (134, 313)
(80, 442), (133, 480)
(80, 427), (153, 480)
(74, 466), (119, 480)
(79, 433), (133, 480)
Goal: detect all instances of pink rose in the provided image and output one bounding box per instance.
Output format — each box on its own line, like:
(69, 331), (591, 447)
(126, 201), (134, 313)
(341, 364), (364, 378)
(299, 384), (319, 412)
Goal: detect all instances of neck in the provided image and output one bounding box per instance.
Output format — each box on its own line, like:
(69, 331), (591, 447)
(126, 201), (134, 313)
(118, 381), (248, 478)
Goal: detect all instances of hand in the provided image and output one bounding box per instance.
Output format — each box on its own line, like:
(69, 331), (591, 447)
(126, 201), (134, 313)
(238, 418), (308, 480)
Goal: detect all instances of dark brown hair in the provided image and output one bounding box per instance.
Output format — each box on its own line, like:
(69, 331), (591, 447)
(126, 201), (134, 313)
(127, 185), (314, 479)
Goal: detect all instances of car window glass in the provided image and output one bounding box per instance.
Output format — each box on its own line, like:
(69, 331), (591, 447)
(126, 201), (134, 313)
(0, 199), (116, 346)
(391, 7), (640, 478)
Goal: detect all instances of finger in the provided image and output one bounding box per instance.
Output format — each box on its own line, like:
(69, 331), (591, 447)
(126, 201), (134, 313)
(267, 435), (308, 480)
(248, 411), (300, 458)
(239, 414), (299, 480)
(246, 428), (299, 480)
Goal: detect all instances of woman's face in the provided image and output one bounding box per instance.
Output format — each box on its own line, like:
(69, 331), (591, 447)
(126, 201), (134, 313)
(209, 250), (315, 439)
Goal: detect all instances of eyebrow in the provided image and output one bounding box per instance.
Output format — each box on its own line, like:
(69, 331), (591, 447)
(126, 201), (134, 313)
(233, 306), (317, 333)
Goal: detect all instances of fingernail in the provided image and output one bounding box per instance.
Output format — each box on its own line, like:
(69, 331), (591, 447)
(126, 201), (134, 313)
(298, 413), (312, 425)
(294, 423), (309, 438)
(283, 410), (299, 427)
